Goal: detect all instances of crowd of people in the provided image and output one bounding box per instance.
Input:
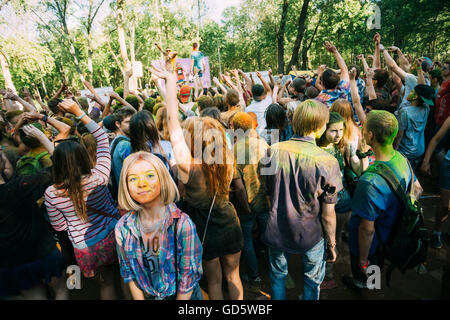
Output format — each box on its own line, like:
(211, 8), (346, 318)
(0, 34), (449, 300)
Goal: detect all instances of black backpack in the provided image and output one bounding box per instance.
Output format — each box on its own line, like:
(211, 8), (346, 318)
(366, 160), (429, 287)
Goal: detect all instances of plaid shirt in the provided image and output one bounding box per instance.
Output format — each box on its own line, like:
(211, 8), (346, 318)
(115, 204), (202, 298)
(316, 79), (351, 108)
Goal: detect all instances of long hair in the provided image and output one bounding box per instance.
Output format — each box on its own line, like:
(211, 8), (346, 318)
(330, 99), (360, 145)
(130, 110), (165, 156)
(182, 117), (233, 197)
(155, 107), (170, 141)
(52, 140), (93, 222)
(81, 133), (97, 167)
(317, 112), (347, 155)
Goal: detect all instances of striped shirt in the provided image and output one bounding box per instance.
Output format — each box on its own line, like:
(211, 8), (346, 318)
(45, 120), (120, 250)
(115, 204), (203, 297)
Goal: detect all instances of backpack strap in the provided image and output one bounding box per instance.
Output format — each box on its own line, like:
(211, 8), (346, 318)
(365, 156), (415, 287)
(365, 158), (413, 210)
(35, 151), (49, 162)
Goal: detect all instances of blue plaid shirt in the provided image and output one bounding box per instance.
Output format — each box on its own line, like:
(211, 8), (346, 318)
(115, 204), (203, 298)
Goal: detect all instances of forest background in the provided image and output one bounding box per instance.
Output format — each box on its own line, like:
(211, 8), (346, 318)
(0, 0), (449, 98)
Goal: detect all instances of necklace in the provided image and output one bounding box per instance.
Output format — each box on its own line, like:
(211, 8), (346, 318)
(137, 209), (168, 255)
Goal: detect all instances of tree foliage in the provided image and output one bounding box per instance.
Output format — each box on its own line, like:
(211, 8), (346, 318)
(0, 0), (448, 96)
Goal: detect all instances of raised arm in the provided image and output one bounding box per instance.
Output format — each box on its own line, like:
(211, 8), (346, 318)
(33, 90), (50, 113)
(108, 91), (134, 109)
(256, 71), (272, 96)
(150, 65), (192, 183)
(373, 32), (381, 69)
(238, 69), (253, 94)
(349, 68), (367, 124)
(213, 76), (227, 95)
(388, 46), (411, 72)
(416, 59), (426, 85)
(58, 99), (111, 184)
(83, 80), (106, 109)
(324, 41), (349, 82)
(365, 68), (377, 100)
(315, 65), (326, 91)
(129, 90), (145, 111)
(50, 82), (67, 101)
(382, 46), (407, 82)
(22, 111), (71, 142)
(4, 91), (37, 112)
(22, 124), (54, 155)
(357, 54), (370, 74)
(231, 69), (246, 109)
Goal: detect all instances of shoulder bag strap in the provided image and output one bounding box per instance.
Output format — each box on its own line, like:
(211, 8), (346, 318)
(173, 217), (180, 295)
(87, 205), (119, 220)
(202, 192), (217, 246)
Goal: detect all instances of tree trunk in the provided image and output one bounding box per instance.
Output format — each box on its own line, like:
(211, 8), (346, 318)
(301, 12), (321, 70)
(277, 0), (289, 74)
(0, 50), (17, 93)
(129, 21), (138, 91)
(87, 34), (94, 83)
(286, 0), (311, 74)
(117, 0), (132, 98)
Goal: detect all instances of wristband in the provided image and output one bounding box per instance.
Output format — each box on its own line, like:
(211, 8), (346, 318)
(75, 112), (86, 121)
(359, 260), (369, 270)
(42, 115), (48, 123)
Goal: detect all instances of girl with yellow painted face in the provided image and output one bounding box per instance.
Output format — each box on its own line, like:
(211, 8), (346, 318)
(115, 152), (203, 300)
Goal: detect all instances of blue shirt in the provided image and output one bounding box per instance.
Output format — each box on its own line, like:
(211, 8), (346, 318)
(348, 151), (413, 257)
(111, 135), (131, 184)
(397, 102), (430, 160)
(190, 51), (204, 72)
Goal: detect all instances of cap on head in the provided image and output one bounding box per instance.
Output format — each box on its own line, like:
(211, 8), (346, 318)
(180, 85), (193, 103)
(414, 84), (435, 106)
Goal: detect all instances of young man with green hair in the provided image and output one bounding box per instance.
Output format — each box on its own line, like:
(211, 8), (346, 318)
(345, 110), (423, 290)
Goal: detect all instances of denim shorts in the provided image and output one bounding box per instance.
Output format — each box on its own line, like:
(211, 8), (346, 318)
(440, 157), (450, 191)
(335, 188), (352, 214)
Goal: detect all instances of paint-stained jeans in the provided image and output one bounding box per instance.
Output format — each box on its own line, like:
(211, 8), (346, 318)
(268, 238), (326, 300)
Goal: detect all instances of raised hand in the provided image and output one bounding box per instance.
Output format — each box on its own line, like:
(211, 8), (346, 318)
(366, 68), (375, 79)
(4, 91), (19, 101)
(22, 124), (45, 139)
(149, 64), (176, 82)
(324, 41), (337, 53)
(256, 71), (263, 79)
(22, 111), (42, 122)
(58, 99), (81, 115)
(349, 67), (357, 80)
(23, 87), (32, 98)
(357, 54), (365, 60)
(367, 55), (374, 61)
(318, 64), (327, 74)
(85, 93), (96, 101)
(387, 46), (399, 52)
(373, 32), (381, 45)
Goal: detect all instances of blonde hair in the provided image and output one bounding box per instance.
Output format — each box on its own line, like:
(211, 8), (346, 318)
(292, 99), (329, 136)
(118, 152), (179, 211)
